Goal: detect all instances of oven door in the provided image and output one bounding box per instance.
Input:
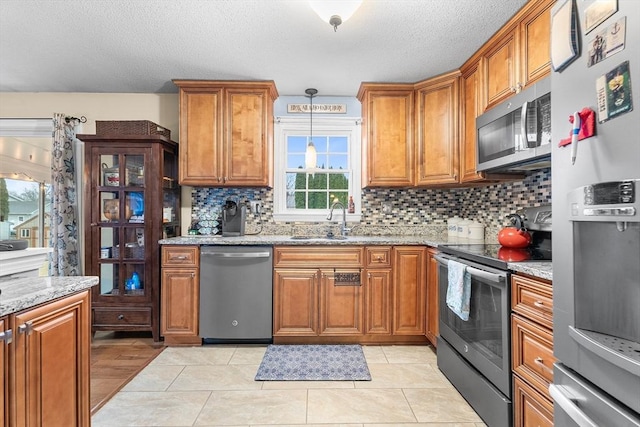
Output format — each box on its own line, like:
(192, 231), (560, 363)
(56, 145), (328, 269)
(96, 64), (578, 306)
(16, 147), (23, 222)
(436, 253), (511, 396)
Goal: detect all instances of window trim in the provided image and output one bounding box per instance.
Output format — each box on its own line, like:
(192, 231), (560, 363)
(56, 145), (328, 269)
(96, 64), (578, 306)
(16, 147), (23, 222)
(273, 116), (362, 222)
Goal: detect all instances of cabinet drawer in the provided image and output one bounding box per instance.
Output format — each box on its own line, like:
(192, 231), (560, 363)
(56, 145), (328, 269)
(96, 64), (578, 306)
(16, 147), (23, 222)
(512, 274), (553, 329)
(513, 374), (554, 427)
(512, 314), (555, 399)
(162, 245), (199, 267)
(365, 247), (392, 268)
(274, 246), (364, 268)
(93, 307), (152, 327)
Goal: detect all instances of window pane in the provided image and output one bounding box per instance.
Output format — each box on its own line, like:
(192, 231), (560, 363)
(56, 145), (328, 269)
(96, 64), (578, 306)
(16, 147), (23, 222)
(311, 136), (327, 152)
(329, 173), (349, 190)
(1, 178), (51, 247)
(329, 136), (348, 152)
(328, 154), (348, 170)
(308, 192), (328, 209)
(287, 155), (305, 169)
(287, 136), (307, 153)
(293, 191), (307, 209)
(329, 192), (348, 205)
(309, 173), (328, 190)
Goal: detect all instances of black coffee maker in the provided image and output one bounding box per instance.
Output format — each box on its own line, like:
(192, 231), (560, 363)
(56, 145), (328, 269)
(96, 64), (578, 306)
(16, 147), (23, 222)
(221, 198), (246, 237)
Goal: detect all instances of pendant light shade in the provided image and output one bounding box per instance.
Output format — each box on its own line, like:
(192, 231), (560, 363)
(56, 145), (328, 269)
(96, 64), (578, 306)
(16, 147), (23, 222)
(305, 88), (318, 170)
(309, 0), (363, 31)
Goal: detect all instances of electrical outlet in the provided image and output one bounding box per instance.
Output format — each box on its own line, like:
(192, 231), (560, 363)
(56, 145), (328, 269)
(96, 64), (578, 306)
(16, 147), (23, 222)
(382, 202), (392, 214)
(250, 200), (262, 215)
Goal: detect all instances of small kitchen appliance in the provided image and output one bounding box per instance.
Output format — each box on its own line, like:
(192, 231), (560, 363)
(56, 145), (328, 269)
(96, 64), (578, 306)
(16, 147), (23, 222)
(476, 77), (551, 173)
(221, 198), (246, 237)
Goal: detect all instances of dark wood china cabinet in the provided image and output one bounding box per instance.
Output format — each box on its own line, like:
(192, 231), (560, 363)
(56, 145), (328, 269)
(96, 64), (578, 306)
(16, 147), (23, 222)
(81, 134), (180, 341)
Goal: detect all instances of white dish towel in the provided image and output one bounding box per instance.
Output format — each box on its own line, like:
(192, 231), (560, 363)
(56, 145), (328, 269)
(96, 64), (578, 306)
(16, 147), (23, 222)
(446, 259), (471, 321)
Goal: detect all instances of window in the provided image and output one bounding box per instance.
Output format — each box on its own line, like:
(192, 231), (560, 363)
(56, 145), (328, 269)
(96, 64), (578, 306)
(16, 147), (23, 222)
(273, 117), (361, 222)
(21, 229), (31, 238)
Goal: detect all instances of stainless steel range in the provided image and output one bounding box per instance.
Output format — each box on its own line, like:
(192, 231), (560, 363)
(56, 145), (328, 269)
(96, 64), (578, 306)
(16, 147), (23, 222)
(436, 206), (551, 427)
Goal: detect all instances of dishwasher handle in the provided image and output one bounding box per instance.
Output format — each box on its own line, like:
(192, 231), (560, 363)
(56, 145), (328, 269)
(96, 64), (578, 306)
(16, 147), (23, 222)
(201, 251), (271, 259)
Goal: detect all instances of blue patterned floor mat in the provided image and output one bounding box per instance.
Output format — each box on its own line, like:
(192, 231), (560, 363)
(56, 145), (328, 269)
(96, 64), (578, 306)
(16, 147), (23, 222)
(254, 344), (372, 381)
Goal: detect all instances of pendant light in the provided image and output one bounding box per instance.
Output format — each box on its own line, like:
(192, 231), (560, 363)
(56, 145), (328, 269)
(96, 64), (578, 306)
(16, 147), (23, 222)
(309, 0), (364, 32)
(305, 88), (318, 170)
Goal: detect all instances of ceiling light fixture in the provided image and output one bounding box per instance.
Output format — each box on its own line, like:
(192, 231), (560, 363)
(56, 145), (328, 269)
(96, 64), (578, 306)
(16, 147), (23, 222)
(305, 88), (318, 170)
(309, 0), (363, 32)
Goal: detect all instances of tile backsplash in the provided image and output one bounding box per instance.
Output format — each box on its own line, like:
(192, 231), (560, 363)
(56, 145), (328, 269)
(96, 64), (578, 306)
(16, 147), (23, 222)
(191, 168), (551, 240)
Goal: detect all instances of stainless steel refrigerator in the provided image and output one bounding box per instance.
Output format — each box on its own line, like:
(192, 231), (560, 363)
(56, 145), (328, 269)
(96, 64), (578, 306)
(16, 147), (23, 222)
(551, 0), (640, 426)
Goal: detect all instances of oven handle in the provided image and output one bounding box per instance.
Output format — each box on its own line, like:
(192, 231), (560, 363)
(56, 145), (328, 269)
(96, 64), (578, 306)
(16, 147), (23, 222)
(549, 384), (598, 427)
(434, 254), (506, 284)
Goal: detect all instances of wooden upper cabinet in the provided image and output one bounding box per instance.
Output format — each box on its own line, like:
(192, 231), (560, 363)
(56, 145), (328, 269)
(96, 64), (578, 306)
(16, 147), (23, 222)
(173, 80), (278, 187)
(483, 28), (519, 111)
(459, 61), (484, 183)
(415, 71), (460, 186)
(519, 0), (553, 88)
(357, 83), (415, 187)
(481, 0), (553, 111)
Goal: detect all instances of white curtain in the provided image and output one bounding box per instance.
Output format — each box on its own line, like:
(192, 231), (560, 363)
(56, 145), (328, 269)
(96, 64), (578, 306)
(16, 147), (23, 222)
(49, 113), (81, 276)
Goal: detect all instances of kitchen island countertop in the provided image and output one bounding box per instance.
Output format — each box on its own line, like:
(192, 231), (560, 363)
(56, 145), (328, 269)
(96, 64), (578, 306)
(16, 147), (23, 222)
(0, 276), (99, 317)
(160, 235), (552, 281)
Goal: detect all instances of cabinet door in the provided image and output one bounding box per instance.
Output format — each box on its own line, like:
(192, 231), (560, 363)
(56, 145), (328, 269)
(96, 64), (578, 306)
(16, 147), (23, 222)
(392, 246), (426, 335)
(513, 374), (554, 427)
(483, 29), (518, 111)
(224, 87), (272, 186)
(161, 268), (200, 345)
(425, 248), (439, 346)
(178, 88), (224, 185)
(460, 61), (485, 183)
(365, 269), (392, 335)
(358, 85), (415, 187)
(13, 291), (90, 427)
(1, 317), (7, 427)
(415, 72), (460, 185)
(319, 269), (364, 336)
(519, 0), (552, 89)
(273, 269), (318, 336)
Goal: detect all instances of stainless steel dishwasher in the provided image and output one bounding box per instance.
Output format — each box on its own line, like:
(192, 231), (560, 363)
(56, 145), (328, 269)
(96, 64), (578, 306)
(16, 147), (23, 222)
(199, 246), (273, 343)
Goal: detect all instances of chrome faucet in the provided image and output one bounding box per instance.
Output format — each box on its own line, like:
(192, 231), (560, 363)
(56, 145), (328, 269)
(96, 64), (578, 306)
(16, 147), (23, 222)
(327, 201), (351, 236)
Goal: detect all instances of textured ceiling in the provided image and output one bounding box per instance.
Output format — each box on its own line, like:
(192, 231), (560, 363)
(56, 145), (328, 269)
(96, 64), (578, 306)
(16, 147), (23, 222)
(0, 0), (527, 96)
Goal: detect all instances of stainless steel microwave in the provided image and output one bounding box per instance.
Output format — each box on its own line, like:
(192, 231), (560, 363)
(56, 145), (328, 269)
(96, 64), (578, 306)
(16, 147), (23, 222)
(476, 77), (551, 172)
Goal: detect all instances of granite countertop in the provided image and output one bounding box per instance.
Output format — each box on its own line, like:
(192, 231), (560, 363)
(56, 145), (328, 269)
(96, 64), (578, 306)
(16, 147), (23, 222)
(0, 276), (99, 317)
(160, 235), (552, 281)
(159, 234), (447, 247)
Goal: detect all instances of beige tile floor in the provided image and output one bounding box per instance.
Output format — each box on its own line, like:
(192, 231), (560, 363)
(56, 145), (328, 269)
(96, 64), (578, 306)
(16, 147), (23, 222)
(91, 344), (487, 427)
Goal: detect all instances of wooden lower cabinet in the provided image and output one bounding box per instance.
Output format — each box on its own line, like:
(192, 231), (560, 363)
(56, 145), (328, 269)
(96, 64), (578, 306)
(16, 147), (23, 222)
(425, 248), (439, 346)
(365, 269), (392, 335)
(12, 290), (91, 427)
(319, 268), (364, 335)
(273, 245), (428, 344)
(511, 273), (554, 427)
(161, 245), (201, 345)
(513, 375), (554, 427)
(392, 246), (426, 335)
(273, 269), (318, 336)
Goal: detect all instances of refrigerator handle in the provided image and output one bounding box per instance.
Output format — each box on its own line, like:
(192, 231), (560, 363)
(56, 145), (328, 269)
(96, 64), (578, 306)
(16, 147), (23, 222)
(549, 384), (599, 427)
